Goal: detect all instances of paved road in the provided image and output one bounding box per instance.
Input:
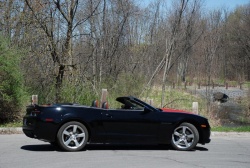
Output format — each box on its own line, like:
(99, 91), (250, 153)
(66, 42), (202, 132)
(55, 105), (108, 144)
(0, 134), (250, 168)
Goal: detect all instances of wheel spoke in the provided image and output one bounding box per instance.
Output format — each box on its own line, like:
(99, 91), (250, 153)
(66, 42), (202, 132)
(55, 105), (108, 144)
(64, 138), (72, 146)
(182, 126), (187, 134)
(174, 139), (182, 146)
(77, 133), (85, 138)
(74, 140), (80, 147)
(184, 139), (191, 147)
(174, 131), (181, 137)
(187, 133), (194, 139)
(63, 130), (70, 136)
(73, 125), (77, 133)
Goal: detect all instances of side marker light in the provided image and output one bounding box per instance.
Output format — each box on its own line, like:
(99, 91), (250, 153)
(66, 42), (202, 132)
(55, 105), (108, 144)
(45, 118), (53, 122)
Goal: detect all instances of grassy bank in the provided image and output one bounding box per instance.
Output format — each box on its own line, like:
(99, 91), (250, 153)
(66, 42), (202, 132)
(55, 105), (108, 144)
(0, 121), (22, 128)
(212, 126), (250, 132)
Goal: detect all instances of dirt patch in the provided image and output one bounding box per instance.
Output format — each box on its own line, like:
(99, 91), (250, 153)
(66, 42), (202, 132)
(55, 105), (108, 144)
(0, 127), (23, 134)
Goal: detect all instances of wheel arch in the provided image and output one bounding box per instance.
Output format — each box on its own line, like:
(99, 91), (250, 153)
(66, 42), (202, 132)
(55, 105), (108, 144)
(174, 119), (203, 142)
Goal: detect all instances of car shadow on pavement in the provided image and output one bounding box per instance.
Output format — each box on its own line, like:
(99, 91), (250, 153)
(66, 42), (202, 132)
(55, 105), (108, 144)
(21, 144), (58, 152)
(21, 144), (208, 152)
(85, 144), (208, 151)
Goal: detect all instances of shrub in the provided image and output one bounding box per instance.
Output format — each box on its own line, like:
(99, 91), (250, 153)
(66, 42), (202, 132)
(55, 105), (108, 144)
(0, 36), (28, 122)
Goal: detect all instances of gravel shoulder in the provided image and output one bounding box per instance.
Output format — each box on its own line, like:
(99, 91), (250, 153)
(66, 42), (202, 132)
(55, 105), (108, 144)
(0, 127), (23, 134)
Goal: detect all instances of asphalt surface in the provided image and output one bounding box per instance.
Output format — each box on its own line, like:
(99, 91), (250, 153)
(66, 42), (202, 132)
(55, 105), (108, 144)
(0, 131), (250, 168)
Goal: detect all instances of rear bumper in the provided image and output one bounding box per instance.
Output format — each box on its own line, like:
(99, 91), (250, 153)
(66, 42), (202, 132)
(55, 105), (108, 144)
(23, 128), (36, 138)
(23, 116), (58, 142)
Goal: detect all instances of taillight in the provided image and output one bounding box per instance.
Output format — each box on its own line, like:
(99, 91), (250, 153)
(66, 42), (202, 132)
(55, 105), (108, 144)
(30, 109), (40, 116)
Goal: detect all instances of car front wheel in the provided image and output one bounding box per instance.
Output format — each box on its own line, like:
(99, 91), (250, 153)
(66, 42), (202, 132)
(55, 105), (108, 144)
(57, 121), (88, 152)
(171, 122), (199, 151)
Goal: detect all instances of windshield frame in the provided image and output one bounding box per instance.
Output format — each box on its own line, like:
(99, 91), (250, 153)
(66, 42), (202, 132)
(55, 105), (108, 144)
(116, 96), (159, 112)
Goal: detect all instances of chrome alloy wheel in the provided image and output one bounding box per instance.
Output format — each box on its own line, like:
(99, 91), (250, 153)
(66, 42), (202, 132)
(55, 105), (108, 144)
(57, 121), (88, 151)
(62, 124), (86, 149)
(171, 123), (199, 151)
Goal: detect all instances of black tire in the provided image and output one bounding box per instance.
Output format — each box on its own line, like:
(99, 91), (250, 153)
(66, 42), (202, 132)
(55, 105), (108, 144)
(171, 122), (199, 151)
(57, 121), (88, 152)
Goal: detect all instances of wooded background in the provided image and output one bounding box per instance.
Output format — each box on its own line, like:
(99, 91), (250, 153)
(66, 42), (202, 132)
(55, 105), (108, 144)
(0, 0), (249, 122)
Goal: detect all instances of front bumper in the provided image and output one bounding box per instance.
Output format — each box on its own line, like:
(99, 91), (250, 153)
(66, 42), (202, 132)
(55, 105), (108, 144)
(199, 127), (211, 144)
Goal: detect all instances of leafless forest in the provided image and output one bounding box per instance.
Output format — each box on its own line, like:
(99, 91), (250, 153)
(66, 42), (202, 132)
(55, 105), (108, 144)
(0, 0), (250, 122)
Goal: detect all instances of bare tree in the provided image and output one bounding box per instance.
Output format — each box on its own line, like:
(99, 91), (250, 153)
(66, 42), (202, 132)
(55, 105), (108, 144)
(224, 4), (250, 81)
(24, 0), (99, 102)
(141, 0), (202, 106)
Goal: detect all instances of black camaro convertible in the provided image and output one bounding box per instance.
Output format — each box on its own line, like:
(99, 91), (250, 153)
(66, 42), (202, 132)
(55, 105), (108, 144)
(23, 96), (211, 151)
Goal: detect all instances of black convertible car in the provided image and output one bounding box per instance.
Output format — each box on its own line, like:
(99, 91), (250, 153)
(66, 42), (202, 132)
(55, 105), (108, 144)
(23, 96), (211, 151)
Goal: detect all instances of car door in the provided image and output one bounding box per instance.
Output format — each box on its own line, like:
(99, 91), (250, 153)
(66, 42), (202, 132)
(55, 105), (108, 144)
(102, 108), (159, 144)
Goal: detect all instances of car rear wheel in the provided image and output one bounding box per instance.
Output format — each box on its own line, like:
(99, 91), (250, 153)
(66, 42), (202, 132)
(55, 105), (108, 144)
(57, 121), (88, 152)
(171, 122), (199, 151)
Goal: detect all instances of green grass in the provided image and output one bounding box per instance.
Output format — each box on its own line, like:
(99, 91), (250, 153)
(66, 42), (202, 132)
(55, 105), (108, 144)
(212, 126), (250, 132)
(243, 81), (250, 88)
(0, 121), (22, 128)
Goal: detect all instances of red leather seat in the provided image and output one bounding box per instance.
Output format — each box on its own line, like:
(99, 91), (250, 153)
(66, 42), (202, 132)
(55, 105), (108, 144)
(102, 102), (109, 109)
(91, 100), (99, 107)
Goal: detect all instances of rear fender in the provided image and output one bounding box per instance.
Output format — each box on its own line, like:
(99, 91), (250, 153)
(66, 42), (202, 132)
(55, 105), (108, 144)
(56, 113), (92, 142)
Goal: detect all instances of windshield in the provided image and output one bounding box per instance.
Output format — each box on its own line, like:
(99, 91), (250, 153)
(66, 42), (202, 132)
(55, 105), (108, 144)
(126, 99), (144, 110)
(116, 96), (158, 111)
